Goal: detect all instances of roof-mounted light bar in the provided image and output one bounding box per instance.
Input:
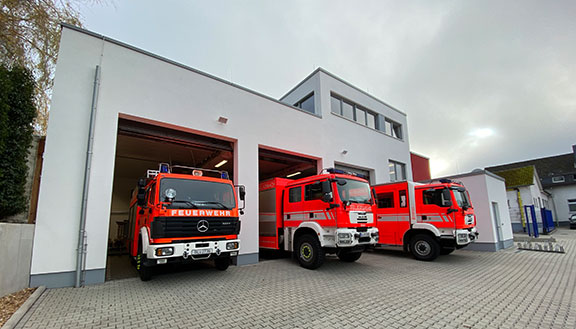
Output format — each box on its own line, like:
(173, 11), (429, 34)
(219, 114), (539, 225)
(321, 167), (368, 180)
(148, 163), (230, 180)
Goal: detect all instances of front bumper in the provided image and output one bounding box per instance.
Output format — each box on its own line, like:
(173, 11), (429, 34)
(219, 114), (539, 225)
(145, 239), (240, 264)
(335, 228), (379, 247)
(455, 227), (478, 245)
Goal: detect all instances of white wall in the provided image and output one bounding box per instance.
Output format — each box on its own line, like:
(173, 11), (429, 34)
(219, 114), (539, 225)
(547, 185), (576, 223)
(31, 26), (411, 284)
(485, 174), (513, 243)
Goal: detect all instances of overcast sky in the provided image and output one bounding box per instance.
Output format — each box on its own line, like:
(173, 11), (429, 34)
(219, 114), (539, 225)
(78, 1), (576, 177)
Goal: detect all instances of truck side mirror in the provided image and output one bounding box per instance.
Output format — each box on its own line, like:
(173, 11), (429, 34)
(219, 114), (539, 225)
(137, 188), (146, 207)
(236, 185), (246, 213)
(321, 180), (331, 194)
(442, 189), (452, 207)
(239, 186), (246, 201)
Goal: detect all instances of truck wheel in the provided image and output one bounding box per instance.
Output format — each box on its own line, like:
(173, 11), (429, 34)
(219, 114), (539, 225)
(440, 247), (455, 255)
(137, 240), (152, 281)
(214, 257), (230, 271)
(295, 234), (325, 270)
(337, 249), (362, 262)
(410, 234), (440, 261)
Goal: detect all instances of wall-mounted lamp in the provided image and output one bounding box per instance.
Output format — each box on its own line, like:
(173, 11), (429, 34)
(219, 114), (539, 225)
(215, 160), (228, 168)
(218, 116), (228, 124)
(341, 149), (348, 155)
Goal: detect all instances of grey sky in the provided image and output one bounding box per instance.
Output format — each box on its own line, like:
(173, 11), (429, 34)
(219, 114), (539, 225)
(78, 1), (576, 177)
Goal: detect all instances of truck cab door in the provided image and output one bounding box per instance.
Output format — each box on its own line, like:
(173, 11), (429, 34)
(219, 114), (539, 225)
(417, 188), (454, 231)
(374, 191), (397, 245)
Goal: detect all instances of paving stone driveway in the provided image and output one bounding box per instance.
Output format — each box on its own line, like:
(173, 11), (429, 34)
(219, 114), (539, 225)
(17, 229), (576, 329)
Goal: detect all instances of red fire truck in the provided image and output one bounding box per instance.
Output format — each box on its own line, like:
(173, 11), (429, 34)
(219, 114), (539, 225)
(128, 163), (245, 281)
(259, 168), (379, 269)
(372, 179), (478, 261)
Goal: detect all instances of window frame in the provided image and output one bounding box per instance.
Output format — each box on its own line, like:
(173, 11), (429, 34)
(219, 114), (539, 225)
(389, 160), (406, 182)
(330, 93), (379, 130)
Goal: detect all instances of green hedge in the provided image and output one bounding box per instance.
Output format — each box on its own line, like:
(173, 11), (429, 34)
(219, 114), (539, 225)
(0, 65), (36, 219)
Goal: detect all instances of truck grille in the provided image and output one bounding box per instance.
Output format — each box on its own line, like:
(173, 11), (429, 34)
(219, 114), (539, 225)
(150, 217), (240, 239)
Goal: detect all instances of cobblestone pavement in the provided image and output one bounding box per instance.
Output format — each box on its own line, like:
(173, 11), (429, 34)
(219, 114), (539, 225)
(16, 229), (576, 329)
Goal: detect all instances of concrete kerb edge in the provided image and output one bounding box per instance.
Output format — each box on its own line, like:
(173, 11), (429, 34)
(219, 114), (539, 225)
(1, 286), (46, 329)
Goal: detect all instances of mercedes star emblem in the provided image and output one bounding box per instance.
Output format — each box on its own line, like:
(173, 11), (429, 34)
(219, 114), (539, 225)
(197, 220), (209, 233)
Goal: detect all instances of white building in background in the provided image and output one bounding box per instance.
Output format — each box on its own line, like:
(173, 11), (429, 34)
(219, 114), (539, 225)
(425, 170), (514, 251)
(30, 24), (412, 288)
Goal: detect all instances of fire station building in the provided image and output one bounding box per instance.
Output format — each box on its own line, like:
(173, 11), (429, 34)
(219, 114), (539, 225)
(30, 24), (411, 287)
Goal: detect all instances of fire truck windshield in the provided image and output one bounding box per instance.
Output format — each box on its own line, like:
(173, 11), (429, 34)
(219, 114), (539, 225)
(452, 188), (472, 209)
(160, 178), (236, 209)
(336, 179), (372, 204)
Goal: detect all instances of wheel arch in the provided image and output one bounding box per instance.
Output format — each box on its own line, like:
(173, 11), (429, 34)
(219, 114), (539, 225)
(403, 228), (439, 253)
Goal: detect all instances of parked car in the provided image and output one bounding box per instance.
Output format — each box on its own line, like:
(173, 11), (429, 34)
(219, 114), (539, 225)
(570, 214), (576, 229)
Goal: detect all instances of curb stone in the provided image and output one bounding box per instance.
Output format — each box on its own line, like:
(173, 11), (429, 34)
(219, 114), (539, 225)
(1, 286), (46, 329)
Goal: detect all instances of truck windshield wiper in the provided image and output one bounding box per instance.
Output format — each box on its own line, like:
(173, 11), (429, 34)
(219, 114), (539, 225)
(170, 200), (198, 208)
(191, 201), (231, 210)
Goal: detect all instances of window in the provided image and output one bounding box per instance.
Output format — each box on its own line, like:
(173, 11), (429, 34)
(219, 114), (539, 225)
(356, 107), (366, 125)
(385, 119), (402, 139)
(342, 101), (354, 120)
(552, 176), (565, 183)
(294, 93), (315, 114)
(569, 199), (576, 212)
(367, 112), (376, 129)
(422, 189), (449, 207)
(389, 160), (406, 182)
(377, 192), (394, 208)
(399, 190), (407, 208)
(331, 93), (378, 129)
(289, 187), (301, 203)
(305, 182), (324, 201)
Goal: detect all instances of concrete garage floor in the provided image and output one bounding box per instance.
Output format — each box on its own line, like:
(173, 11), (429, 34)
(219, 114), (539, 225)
(17, 229), (576, 329)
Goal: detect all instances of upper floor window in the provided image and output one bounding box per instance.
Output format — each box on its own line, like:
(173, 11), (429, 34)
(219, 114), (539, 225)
(294, 92), (315, 114)
(552, 176), (565, 183)
(331, 93), (378, 129)
(389, 160), (406, 182)
(385, 119), (402, 139)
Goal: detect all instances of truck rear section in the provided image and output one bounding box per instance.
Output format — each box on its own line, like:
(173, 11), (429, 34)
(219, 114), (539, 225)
(372, 180), (477, 261)
(259, 169), (378, 269)
(128, 164), (245, 280)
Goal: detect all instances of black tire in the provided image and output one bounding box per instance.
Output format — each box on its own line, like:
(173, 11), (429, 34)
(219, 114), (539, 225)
(295, 234), (325, 270)
(337, 249), (362, 262)
(440, 248), (455, 255)
(137, 238), (152, 281)
(215, 257), (230, 271)
(409, 234), (440, 261)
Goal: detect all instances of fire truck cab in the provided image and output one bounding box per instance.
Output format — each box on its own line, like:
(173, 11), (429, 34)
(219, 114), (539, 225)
(259, 169), (379, 269)
(128, 163), (245, 280)
(372, 179), (478, 261)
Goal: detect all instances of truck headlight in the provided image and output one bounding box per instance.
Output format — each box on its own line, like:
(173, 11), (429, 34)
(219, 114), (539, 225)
(226, 242), (239, 250)
(338, 233), (352, 239)
(155, 247), (174, 256)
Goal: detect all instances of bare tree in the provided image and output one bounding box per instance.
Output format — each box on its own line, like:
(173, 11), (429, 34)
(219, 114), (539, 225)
(0, 0), (88, 134)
